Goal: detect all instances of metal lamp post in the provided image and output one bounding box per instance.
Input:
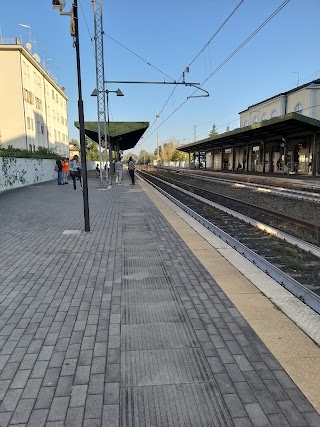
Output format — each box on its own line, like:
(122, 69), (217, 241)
(19, 24), (32, 45)
(91, 88), (124, 186)
(52, 0), (90, 232)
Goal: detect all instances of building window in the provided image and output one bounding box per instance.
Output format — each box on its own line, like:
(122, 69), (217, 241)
(33, 145), (36, 152)
(61, 115), (63, 124)
(37, 121), (41, 133)
(29, 144), (32, 151)
(56, 94), (58, 103)
(41, 124), (44, 134)
(27, 117), (31, 129)
(253, 116), (258, 123)
(35, 97), (42, 110)
(24, 89), (34, 104)
(295, 103), (303, 114)
(244, 121), (249, 127)
(31, 119), (34, 130)
(53, 110), (56, 120)
(271, 110), (278, 118)
(52, 90), (55, 99)
(261, 113), (267, 121)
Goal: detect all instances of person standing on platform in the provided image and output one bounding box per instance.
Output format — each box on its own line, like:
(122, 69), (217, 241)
(128, 156), (136, 185)
(115, 159), (123, 184)
(55, 159), (63, 185)
(62, 158), (70, 184)
(69, 155), (82, 191)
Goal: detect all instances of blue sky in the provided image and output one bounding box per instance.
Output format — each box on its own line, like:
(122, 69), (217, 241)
(2, 0), (320, 154)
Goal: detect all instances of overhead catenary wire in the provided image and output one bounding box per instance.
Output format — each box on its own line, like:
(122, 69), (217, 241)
(138, 0), (247, 147)
(104, 33), (176, 82)
(78, 0), (95, 52)
(140, 0), (292, 149)
(187, 0), (246, 69)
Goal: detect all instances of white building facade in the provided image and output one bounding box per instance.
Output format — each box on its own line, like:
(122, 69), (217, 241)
(239, 79), (320, 127)
(0, 40), (69, 156)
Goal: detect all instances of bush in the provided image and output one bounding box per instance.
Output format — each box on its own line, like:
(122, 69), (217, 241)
(0, 146), (60, 159)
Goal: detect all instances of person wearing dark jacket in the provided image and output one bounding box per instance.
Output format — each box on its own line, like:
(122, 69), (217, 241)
(55, 159), (63, 185)
(128, 157), (136, 184)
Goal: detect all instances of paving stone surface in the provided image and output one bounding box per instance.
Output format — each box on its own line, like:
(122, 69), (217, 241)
(0, 174), (319, 426)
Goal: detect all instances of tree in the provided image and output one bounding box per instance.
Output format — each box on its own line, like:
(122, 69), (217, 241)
(69, 138), (79, 148)
(159, 138), (185, 163)
(123, 152), (138, 163)
(137, 149), (153, 165)
(209, 124), (218, 138)
(85, 136), (100, 161)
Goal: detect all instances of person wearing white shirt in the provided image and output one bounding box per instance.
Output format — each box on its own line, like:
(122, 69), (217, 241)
(115, 159), (123, 184)
(69, 155), (82, 191)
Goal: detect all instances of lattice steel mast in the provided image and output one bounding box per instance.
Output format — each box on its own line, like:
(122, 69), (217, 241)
(92, 0), (109, 185)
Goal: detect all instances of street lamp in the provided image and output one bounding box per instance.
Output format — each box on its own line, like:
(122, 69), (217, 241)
(52, 0), (90, 232)
(19, 24), (32, 45)
(91, 88), (124, 185)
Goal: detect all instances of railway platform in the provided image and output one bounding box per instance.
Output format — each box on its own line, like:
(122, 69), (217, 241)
(155, 166), (320, 192)
(0, 172), (319, 426)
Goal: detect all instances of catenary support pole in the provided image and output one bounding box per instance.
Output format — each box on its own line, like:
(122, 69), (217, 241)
(74, 0), (90, 231)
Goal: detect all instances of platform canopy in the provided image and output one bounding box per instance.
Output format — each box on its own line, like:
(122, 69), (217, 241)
(74, 121), (149, 151)
(178, 113), (320, 153)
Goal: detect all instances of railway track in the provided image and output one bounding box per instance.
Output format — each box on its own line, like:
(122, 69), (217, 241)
(138, 170), (320, 314)
(149, 170), (320, 246)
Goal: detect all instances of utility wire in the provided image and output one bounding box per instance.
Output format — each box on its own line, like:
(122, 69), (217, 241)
(198, 0), (291, 90)
(187, 0), (246, 69)
(142, 0), (291, 148)
(78, 0), (94, 50)
(104, 33), (176, 82)
(142, 0), (246, 146)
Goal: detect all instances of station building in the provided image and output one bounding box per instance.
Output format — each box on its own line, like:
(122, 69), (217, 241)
(0, 39), (69, 156)
(179, 79), (320, 176)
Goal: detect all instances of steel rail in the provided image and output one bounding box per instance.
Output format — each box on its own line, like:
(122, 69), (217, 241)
(138, 172), (320, 315)
(155, 171), (320, 233)
(176, 171), (320, 203)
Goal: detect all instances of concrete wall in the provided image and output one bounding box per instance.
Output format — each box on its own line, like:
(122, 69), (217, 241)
(0, 158), (97, 193)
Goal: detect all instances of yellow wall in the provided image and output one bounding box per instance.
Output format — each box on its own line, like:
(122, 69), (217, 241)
(0, 44), (69, 156)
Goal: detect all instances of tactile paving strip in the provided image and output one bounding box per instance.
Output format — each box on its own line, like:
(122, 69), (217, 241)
(123, 255), (167, 270)
(121, 322), (199, 351)
(123, 265), (168, 278)
(121, 302), (187, 325)
(120, 383), (233, 427)
(122, 274), (173, 290)
(121, 288), (177, 306)
(121, 347), (213, 387)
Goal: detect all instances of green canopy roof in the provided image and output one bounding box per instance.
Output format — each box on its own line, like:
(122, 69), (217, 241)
(74, 121), (149, 151)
